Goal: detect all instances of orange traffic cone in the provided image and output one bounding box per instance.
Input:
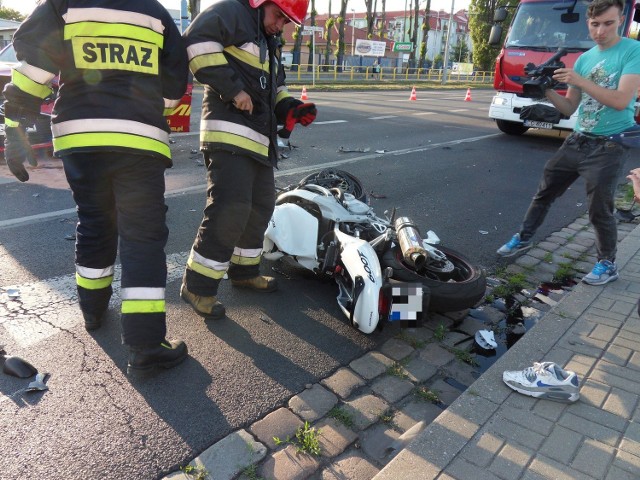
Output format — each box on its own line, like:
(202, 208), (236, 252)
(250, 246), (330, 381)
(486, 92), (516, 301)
(464, 88), (472, 102)
(300, 86), (309, 101)
(409, 86), (417, 101)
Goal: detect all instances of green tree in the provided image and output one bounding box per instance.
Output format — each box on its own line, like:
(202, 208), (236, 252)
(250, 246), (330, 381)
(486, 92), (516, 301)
(418, 0), (431, 69)
(307, 1), (317, 70)
(452, 41), (469, 63)
(468, 0), (515, 71)
(324, 13), (335, 68)
(0, 6), (25, 21)
(335, 0), (348, 71)
(188, 0), (201, 19)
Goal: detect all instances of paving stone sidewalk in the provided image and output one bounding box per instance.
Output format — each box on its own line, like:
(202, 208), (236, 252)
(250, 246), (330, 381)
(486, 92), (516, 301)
(163, 215), (640, 480)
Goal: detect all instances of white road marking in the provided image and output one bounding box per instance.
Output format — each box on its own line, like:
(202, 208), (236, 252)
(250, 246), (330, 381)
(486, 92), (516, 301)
(369, 115), (398, 120)
(313, 120), (348, 125)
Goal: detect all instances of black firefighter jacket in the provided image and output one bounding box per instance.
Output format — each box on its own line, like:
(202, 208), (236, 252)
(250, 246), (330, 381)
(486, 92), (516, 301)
(184, 0), (300, 168)
(4, 0), (188, 164)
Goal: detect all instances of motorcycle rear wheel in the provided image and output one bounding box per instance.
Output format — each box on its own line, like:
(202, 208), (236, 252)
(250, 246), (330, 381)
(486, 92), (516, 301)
(298, 169), (367, 203)
(381, 244), (486, 312)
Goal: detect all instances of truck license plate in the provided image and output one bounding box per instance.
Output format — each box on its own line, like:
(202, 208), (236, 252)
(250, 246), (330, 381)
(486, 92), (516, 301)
(523, 120), (553, 129)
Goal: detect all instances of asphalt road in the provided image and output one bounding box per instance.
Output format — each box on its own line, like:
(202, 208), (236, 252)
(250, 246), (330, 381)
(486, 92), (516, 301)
(1, 88), (637, 479)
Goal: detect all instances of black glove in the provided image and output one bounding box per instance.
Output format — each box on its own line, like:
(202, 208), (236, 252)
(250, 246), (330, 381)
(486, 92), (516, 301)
(4, 125), (37, 182)
(277, 102), (317, 139)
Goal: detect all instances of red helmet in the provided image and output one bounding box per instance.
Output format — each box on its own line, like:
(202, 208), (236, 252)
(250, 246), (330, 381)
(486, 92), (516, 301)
(249, 0), (309, 25)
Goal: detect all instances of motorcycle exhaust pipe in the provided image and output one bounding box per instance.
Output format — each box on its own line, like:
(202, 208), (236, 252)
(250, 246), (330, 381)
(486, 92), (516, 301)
(394, 217), (427, 270)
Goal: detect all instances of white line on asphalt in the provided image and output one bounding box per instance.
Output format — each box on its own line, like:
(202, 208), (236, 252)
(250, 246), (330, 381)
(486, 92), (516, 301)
(313, 120), (348, 125)
(449, 109), (470, 112)
(369, 115), (398, 120)
(412, 112), (436, 116)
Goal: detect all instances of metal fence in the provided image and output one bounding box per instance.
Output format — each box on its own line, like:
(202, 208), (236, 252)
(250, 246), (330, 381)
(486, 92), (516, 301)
(285, 64), (494, 84)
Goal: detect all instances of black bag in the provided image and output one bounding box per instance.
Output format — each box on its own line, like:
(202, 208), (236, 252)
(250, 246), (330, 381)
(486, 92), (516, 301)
(519, 104), (563, 124)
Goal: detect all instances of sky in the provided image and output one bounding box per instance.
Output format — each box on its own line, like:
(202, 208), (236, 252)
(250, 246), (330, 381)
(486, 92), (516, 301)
(8, 0), (471, 18)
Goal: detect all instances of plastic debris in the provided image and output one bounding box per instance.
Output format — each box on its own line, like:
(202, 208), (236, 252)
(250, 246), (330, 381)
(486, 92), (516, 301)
(7, 288), (20, 298)
(26, 373), (49, 392)
(534, 293), (558, 306)
(190, 149), (199, 154)
(479, 230), (489, 235)
(375, 149), (387, 154)
(32, 193), (40, 197)
(475, 329), (497, 350)
(338, 146), (370, 153)
(64, 234), (76, 241)
(2, 355), (38, 378)
(169, 139), (176, 144)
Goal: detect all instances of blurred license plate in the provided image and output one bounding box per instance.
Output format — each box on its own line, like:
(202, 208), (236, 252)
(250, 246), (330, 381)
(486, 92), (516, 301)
(523, 120), (553, 129)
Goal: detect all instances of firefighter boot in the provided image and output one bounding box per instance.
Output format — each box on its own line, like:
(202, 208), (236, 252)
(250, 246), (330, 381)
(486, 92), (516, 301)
(127, 339), (188, 377)
(231, 275), (278, 292)
(180, 284), (226, 320)
(83, 311), (105, 331)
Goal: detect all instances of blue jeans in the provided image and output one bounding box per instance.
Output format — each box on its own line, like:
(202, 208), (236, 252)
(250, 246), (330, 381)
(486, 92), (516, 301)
(519, 132), (626, 261)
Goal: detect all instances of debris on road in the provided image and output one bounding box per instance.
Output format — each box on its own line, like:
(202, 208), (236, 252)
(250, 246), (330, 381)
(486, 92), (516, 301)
(338, 146), (370, 153)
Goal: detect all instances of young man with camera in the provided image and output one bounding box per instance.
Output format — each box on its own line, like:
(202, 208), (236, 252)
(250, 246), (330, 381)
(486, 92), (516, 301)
(497, 0), (640, 286)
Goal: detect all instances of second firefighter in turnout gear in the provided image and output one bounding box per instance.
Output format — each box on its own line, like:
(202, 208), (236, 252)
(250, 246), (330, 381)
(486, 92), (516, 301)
(3, 0), (190, 376)
(181, 0), (316, 318)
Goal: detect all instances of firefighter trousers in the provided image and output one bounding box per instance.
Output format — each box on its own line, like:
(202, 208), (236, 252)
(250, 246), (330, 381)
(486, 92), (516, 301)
(184, 151), (275, 296)
(62, 152), (169, 345)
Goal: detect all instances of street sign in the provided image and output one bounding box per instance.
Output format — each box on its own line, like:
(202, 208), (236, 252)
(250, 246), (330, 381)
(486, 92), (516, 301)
(393, 42), (414, 52)
(302, 26), (324, 35)
(354, 39), (386, 57)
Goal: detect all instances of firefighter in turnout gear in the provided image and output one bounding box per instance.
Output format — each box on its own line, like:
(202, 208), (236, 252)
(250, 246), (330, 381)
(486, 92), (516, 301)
(3, 0), (189, 376)
(181, 0), (316, 319)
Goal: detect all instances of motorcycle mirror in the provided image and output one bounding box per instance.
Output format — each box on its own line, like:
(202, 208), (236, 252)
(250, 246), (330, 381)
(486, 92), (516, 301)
(2, 355), (38, 378)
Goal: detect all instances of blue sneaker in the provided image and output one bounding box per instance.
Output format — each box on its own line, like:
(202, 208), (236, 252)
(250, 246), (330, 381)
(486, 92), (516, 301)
(582, 260), (618, 286)
(497, 233), (532, 257)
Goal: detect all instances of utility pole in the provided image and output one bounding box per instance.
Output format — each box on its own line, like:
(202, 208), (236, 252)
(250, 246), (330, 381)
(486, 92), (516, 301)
(351, 9), (356, 57)
(441, 0), (454, 84)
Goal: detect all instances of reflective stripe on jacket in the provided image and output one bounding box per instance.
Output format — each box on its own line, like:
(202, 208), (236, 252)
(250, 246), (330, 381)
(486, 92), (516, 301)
(184, 0), (299, 167)
(4, 0), (188, 163)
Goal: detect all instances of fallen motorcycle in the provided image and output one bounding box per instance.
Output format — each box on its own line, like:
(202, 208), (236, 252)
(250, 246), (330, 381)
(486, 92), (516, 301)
(263, 169), (486, 333)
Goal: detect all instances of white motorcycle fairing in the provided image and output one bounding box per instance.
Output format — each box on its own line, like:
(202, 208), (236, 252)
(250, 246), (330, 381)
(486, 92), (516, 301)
(334, 228), (383, 334)
(263, 203), (320, 271)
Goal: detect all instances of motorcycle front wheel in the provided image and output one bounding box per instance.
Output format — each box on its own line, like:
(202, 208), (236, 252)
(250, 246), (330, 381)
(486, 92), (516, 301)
(381, 244), (486, 312)
(298, 169), (367, 203)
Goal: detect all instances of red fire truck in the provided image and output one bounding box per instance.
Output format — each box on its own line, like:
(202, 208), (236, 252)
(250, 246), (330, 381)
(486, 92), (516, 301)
(488, 0), (640, 135)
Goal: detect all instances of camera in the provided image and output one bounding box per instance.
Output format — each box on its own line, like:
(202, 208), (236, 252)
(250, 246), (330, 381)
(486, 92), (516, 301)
(522, 48), (568, 98)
